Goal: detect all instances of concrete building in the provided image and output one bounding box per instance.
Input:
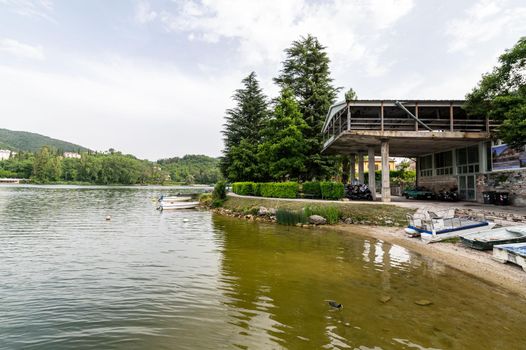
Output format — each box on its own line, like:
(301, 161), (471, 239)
(63, 152), (81, 159)
(359, 156), (396, 172)
(321, 99), (526, 206)
(0, 149), (12, 160)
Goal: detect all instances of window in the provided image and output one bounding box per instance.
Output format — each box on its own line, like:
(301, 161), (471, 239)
(456, 145), (480, 174)
(435, 151), (453, 175)
(419, 155), (433, 177)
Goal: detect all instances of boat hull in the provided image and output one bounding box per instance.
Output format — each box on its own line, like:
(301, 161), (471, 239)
(415, 221), (496, 243)
(493, 243), (526, 271)
(160, 201), (199, 210)
(460, 226), (526, 250)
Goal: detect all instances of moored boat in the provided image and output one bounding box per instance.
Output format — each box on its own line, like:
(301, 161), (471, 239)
(159, 201), (199, 210)
(460, 225), (526, 250)
(406, 209), (496, 243)
(493, 242), (526, 271)
(160, 196), (192, 202)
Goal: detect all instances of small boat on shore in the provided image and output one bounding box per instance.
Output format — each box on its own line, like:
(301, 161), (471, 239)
(493, 242), (526, 271)
(460, 225), (526, 250)
(405, 209), (496, 243)
(159, 201), (199, 210)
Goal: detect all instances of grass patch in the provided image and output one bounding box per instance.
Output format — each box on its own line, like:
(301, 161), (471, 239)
(304, 205), (340, 224)
(275, 208), (307, 226)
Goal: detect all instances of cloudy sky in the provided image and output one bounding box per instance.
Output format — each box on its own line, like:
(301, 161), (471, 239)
(0, 0), (525, 160)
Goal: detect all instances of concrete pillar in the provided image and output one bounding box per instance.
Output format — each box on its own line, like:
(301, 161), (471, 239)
(358, 152), (365, 184)
(368, 146), (376, 200)
(381, 140), (391, 202)
(350, 154), (356, 184)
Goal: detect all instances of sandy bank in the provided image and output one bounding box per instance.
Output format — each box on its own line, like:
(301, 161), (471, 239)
(327, 224), (526, 299)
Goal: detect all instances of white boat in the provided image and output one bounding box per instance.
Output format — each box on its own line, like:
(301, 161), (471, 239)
(159, 201), (199, 210)
(460, 225), (526, 250)
(493, 242), (526, 271)
(160, 196), (192, 202)
(405, 209), (496, 243)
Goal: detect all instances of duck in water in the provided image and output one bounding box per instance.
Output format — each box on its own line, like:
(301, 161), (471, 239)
(326, 300), (343, 309)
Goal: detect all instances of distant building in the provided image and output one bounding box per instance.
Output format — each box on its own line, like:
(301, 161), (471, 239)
(359, 156), (396, 172)
(63, 152), (81, 159)
(0, 149), (12, 160)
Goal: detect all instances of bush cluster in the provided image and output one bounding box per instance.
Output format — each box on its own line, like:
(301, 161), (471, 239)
(302, 181), (321, 198)
(275, 208), (307, 225)
(304, 205), (341, 224)
(231, 182), (257, 195)
(232, 181), (345, 200)
(320, 181), (345, 200)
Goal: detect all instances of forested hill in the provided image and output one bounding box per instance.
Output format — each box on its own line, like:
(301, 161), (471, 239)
(0, 128), (90, 153)
(157, 155), (221, 184)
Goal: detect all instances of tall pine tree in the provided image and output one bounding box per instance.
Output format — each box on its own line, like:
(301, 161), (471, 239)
(220, 72), (269, 181)
(258, 88), (308, 180)
(274, 35), (340, 180)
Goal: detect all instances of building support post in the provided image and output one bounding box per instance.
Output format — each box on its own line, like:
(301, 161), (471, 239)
(381, 140), (391, 202)
(367, 146), (376, 200)
(350, 154), (356, 184)
(449, 103), (454, 131)
(358, 152), (365, 184)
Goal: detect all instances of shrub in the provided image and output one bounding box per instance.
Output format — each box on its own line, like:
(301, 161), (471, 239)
(320, 181), (344, 200)
(302, 181), (321, 198)
(232, 182), (257, 195)
(212, 180), (227, 201)
(253, 182), (262, 196)
(304, 205), (341, 224)
(259, 182), (299, 198)
(199, 193), (213, 207)
(276, 208), (307, 225)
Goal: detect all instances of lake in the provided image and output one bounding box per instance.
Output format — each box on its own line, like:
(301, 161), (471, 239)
(0, 185), (524, 349)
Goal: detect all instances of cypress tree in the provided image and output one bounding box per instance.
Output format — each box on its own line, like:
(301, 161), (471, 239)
(220, 72), (269, 181)
(274, 35), (340, 180)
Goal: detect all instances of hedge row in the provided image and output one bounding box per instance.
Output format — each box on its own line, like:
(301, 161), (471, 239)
(232, 181), (345, 200)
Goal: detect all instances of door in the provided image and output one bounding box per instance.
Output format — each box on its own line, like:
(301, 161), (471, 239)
(458, 175), (476, 201)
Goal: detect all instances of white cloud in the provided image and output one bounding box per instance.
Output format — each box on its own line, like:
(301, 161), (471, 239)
(154, 0), (414, 76)
(0, 0), (55, 22)
(446, 0), (526, 52)
(0, 38), (44, 60)
(135, 0), (157, 23)
(0, 57), (242, 159)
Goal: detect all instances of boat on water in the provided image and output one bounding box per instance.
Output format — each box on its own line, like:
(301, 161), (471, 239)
(460, 225), (526, 250)
(160, 196), (192, 202)
(405, 209), (496, 243)
(493, 242), (526, 271)
(159, 201), (199, 210)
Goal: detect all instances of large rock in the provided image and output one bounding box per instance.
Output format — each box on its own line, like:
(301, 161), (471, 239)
(309, 215), (327, 225)
(258, 206), (269, 216)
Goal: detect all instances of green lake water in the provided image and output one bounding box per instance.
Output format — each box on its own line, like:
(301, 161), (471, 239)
(0, 185), (524, 349)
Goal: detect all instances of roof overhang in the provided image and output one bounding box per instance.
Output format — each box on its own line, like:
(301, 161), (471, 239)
(322, 130), (490, 157)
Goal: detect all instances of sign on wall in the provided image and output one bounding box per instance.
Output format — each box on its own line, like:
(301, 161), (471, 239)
(492, 144), (526, 170)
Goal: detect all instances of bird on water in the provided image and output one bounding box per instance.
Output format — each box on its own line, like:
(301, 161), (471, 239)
(326, 300), (343, 309)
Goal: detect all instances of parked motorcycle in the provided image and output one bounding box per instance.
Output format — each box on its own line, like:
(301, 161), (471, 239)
(345, 184), (373, 201)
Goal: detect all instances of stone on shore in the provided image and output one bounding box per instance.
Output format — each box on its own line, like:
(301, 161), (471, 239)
(309, 215), (327, 225)
(415, 299), (433, 306)
(258, 206), (269, 216)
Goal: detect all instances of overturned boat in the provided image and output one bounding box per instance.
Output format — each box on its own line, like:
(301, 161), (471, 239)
(461, 225), (526, 250)
(405, 209), (496, 243)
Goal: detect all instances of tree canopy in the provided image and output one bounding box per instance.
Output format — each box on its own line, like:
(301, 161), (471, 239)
(465, 36), (526, 149)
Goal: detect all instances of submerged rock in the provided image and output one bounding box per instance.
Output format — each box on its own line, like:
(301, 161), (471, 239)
(309, 215), (327, 225)
(379, 296), (392, 303)
(415, 299), (433, 306)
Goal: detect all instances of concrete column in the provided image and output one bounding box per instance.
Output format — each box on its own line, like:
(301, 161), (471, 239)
(381, 140), (391, 202)
(358, 152), (365, 184)
(350, 154), (356, 184)
(368, 146), (376, 200)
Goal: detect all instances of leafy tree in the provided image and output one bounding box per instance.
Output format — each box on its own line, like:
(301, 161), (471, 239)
(465, 37), (526, 149)
(33, 146), (62, 182)
(157, 155), (221, 184)
(274, 35), (340, 180)
(220, 72), (269, 181)
(258, 88), (308, 180)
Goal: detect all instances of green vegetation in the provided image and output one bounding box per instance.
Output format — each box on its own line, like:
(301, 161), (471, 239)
(211, 180), (227, 207)
(320, 181), (344, 200)
(302, 181), (321, 198)
(465, 36), (526, 149)
(221, 196), (414, 227)
(157, 155), (221, 184)
(304, 205), (340, 224)
(259, 182), (299, 198)
(220, 35), (341, 183)
(276, 208), (307, 226)
(232, 182), (257, 196)
(0, 146), (220, 185)
(0, 128), (89, 153)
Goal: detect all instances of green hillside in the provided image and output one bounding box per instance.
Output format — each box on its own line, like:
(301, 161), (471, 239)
(0, 128), (90, 153)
